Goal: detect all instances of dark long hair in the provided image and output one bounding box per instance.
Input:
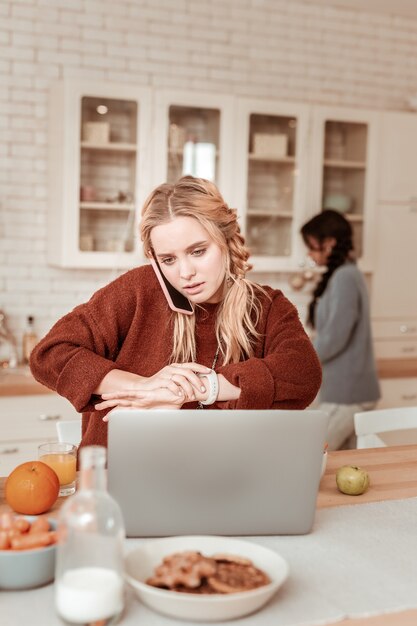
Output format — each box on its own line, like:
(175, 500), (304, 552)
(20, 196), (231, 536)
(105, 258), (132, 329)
(301, 209), (354, 328)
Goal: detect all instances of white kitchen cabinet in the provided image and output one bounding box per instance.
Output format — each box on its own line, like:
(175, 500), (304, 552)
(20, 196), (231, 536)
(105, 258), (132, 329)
(371, 205), (417, 320)
(0, 394), (79, 476)
(152, 89), (235, 206)
(371, 111), (417, 357)
(235, 100), (378, 272)
(234, 98), (310, 272)
(309, 105), (379, 272)
(377, 378), (417, 409)
(48, 80), (152, 269)
(373, 319), (417, 360)
(378, 111), (417, 203)
(48, 83), (380, 272)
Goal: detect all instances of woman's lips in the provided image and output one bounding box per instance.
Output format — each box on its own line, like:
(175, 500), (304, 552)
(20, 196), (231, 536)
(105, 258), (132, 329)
(183, 282), (204, 295)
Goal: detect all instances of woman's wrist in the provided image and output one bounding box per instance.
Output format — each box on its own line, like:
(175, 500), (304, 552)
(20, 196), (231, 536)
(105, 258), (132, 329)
(196, 372), (241, 404)
(216, 374), (241, 402)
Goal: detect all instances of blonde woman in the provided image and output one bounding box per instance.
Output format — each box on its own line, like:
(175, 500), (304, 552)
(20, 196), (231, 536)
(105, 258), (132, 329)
(30, 176), (322, 450)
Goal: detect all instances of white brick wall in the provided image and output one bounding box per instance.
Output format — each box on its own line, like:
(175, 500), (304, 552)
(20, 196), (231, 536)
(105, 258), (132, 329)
(2, 0), (417, 358)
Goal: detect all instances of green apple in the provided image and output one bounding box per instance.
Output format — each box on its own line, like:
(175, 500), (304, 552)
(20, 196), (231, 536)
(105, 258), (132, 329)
(336, 465), (370, 495)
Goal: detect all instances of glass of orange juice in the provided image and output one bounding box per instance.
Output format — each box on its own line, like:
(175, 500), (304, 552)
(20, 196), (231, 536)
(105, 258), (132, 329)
(38, 442), (77, 496)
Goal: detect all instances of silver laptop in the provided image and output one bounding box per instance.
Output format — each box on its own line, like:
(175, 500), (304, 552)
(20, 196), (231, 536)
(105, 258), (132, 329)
(107, 409), (328, 537)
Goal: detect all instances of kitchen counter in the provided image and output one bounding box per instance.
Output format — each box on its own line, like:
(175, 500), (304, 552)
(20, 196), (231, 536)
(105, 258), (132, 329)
(376, 358), (417, 379)
(0, 366), (52, 397)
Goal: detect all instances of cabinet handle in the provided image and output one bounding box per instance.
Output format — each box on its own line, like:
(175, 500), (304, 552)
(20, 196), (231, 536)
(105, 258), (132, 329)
(0, 447), (19, 455)
(402, 346), (416, 353)
(402, 394), (417, 401)
(38, 414), (61, 421)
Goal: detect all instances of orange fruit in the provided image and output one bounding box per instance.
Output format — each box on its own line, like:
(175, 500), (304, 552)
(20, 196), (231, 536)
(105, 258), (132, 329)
(5, 461), (60, 515)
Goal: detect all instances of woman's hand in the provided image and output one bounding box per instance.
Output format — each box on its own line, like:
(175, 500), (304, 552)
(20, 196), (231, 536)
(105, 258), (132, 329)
(138, 362), (211, 399)
(95, 362), (212, 418)
(96, 386), (187, 418)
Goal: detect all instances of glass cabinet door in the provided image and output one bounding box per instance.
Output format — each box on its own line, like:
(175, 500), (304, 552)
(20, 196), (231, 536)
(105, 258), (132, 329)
(48, 81), (151, 268)
(321, 120), (368, 258)
(234, 99), (308, 271)
(311, 106), (378, 271)
(152, 90), (235, 207)
(245, 113), (298, 258)
(167, 106), (220, 184)
(79, 96), (138, 254)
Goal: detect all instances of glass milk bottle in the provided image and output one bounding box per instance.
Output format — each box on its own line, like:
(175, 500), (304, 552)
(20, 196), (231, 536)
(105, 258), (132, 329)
(55, 446), (125, 625)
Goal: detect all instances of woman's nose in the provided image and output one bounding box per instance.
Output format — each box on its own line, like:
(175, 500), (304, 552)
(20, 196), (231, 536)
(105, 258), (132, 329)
(179, 258), (196, 280)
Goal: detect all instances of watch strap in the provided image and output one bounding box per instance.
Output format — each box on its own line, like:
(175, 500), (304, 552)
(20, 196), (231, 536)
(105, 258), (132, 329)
(198, 369), (219, 405)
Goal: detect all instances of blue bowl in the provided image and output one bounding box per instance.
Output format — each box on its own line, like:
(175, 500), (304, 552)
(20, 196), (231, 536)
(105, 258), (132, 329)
(0, 515), (57, 590)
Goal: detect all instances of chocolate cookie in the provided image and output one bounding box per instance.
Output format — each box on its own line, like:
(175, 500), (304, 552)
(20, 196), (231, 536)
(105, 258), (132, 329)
(208, 561), (270, 594)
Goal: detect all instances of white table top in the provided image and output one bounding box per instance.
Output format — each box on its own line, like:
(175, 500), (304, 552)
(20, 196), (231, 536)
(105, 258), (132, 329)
(2, 445), (417, 626)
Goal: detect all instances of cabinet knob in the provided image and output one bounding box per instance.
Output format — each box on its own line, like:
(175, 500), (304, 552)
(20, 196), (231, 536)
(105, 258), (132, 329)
(0, 447), (19, 455)
(38, 414), (61, 421)
(399, 325), (417, 333)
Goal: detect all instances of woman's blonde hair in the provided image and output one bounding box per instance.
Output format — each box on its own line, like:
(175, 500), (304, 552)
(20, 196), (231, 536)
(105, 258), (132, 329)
(140, 176), (267, 365)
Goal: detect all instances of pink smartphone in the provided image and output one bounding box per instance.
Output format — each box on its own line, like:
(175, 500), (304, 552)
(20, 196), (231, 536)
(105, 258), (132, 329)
(150, 255), (194, 315)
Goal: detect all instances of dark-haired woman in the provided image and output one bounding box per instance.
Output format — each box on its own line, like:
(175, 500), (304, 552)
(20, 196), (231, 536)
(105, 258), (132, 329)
(301, 209), (380, 450)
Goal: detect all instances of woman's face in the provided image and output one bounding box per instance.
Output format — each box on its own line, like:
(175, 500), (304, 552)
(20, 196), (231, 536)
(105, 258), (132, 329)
(150, 216), (226, 304)
(305, 236), (335, 267)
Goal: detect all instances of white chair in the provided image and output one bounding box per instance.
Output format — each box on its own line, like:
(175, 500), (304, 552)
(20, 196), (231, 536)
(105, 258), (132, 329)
(354, 406), (417, 449)
(56, 419), (82, 447)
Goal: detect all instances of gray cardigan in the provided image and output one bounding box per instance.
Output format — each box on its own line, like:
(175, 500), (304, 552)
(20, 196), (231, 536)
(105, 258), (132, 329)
(313, 262), (380, 404)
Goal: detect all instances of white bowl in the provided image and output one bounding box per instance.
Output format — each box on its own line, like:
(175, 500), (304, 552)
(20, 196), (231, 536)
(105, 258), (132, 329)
(125, 535), (289, 622)
(0, 516), (57, 590)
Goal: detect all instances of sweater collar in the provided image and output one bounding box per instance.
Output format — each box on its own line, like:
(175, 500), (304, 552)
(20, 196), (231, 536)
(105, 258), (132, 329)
(195, 301), (221, 324)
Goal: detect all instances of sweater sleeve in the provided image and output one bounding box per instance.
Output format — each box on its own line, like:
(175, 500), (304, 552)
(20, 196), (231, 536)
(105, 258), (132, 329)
(313, 269), (360, 364)
(215, 292), (322, 410)
(29, 274), (136, 413)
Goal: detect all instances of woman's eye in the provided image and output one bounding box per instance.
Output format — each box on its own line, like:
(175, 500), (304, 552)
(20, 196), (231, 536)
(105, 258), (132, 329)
(192, 248), (205, 257)
(161, 257), (175, 265)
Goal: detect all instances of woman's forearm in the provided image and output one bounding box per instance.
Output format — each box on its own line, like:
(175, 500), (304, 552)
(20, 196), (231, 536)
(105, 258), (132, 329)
(94, 369), (145, 395)
(95, 370), (240, 404)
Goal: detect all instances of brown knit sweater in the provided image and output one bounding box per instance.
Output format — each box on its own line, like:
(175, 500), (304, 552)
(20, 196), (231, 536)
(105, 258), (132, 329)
(30, 265), (322, 450)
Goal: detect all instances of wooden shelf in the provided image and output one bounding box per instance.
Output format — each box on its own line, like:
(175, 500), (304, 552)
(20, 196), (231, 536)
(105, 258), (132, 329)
(324, 159), (366, 169)
(79, 202), (135, 211)
(168, 148), (219, 157)
(81, 141), (137, 152)
(248, 153), (295, 164)
(345, 213), (364, 222)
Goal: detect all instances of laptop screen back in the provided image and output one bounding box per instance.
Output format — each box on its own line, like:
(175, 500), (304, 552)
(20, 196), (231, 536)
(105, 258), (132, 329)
(107, 409), (328, 537)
